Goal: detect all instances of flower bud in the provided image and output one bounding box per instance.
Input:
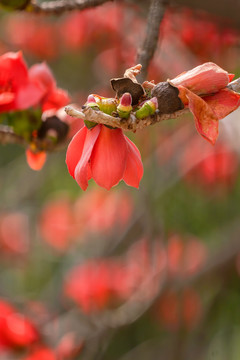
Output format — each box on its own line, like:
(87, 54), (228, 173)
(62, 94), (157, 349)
(98, 98), (117, 115)
(135, 97), (158, 119)
(117, 93), (132, 118)
(85, 95), (100, 110)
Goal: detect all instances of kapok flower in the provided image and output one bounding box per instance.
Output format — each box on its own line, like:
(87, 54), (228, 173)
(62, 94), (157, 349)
(0, 51), (44, 113)
(66, 125), (143, 190)
(170, 62), (240, 144)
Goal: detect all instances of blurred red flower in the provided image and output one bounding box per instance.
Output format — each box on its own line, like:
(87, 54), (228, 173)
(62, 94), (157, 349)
(155, 288), (202, 331)
(167, 234), (207, 278)
(179, 135), (239, 192)
(0, 300), (39, 350)
(0, 52), (44, 113)
(0, 211), (29, 255)
(66, 125), (143, 190)
(24, 347), (56, 360)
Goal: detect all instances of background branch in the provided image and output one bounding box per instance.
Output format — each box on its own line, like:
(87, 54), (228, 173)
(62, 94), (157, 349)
(137, 0), (168, 82)
(29, 0), (112, 14)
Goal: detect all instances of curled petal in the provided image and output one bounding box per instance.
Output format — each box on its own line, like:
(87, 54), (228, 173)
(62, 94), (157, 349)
(203, 88), (240, 120)
(91, 126), (127, 190)
(66, 126), (88, 178)
(171, 62), (230, 96)
(74, 125), (101, 191)
(123, 137), (143, 188)
(178, 86), (218, 145)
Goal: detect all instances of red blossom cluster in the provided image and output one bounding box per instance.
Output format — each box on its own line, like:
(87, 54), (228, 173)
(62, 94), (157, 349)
(162, 8), (239, 62)
(64, 238), (166, 313)
(0, 51), (70, 170)
(0, 299), (83, 359)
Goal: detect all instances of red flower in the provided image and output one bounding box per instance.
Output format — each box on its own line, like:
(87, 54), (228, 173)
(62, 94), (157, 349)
(66, 125), (143, 190)
(0, 300), (38, 349)
(29, 62), (70, 112)
(24, 347), (56, 360)
(0, 52), (44, 113)
(171, 62), (240, 144)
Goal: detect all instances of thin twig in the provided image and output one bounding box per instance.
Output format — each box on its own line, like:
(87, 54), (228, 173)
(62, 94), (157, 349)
(137, 0), (168, 82)
(29, 0), (113, 14)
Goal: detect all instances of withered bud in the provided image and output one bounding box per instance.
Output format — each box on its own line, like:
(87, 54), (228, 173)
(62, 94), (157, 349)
(151, 82), (184, 115)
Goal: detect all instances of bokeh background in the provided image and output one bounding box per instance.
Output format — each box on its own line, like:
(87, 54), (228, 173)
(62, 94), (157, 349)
(1, 1), (240, 359)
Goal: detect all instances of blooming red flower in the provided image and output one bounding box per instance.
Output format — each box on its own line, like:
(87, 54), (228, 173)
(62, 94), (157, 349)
(171, 62), (240, 144)
(66, 124), (143, 190)
(0, 52), (44, 113)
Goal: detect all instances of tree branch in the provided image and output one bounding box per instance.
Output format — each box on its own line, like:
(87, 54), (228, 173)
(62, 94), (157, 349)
(65, 76), (240, 132)
(0, 125), (26, 146)
(136, 0), (168, 82)
(29, 0), (113, 14)
(65, 105), (188, 132)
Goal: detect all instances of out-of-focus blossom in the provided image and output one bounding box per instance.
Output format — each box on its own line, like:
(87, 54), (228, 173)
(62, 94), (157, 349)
(74, 188), (133, 235)
(179, 135), (239, 192)
(5, 15), (59, 60)
(56, 332), (83, 360)
(0, 211), (29, 255)
(23, 347), (56, 360)
(167, 234), (207, 278)
(66, 125), (143, 190)
(64, 239), (166, 313)
(60, 3), (124, 52)
(39, 197), (78, 252)
(0, 300), (39, 350)
(155, 288), (202, 331)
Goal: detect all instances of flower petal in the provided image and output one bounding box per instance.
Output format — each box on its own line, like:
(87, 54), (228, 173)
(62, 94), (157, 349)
(91, 126), (127, 190)
(74, 125), (101, 190)
(16, 81), (45, 110)
(66, 126), (88, 178)
(171, 62), (230, 96)
(203, 88), (240, 120)
(178, 86), (218, 145)
(123, 137), (143, 188)
(26, 149), (47, 171)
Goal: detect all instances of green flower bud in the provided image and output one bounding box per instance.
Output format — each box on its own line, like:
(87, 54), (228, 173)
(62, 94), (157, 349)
(98, 98), (117, 115)
(135, 97), (158, 119)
